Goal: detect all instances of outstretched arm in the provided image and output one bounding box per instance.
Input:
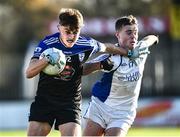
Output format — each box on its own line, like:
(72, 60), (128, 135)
(83, 56), (114, 75)
(82, 62), (101, 75)
(86, 43), (129, 62)
(141, 35), (159, 47)
(103, 35), (159, 56)
(103, 42), (150, 59)
(131, 35), (159, 58)
(103, 43), (128, 55)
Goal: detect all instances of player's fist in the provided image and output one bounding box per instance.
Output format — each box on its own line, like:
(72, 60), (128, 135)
(100, 57), (114, 71)
(43, 48), (60, 65)
(45, 52), (60, 65)
(128, 46), (150, 59)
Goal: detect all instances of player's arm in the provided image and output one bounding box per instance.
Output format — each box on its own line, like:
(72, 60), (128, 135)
(141, 35), (159, 47)
(26, 48), (61, 78)
(83, 62), (101, 75)
(83, 57), (114, 75)
(129, 35), (159, 58)
(101, 43), (148, 59)
(26, 58), (49, 78)
(103, 43), (128, 56)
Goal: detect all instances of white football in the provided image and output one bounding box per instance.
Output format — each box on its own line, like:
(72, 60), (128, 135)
(39, 48), (66, 75)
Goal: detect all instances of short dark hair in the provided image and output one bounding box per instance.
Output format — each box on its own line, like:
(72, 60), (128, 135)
(59, 8), (84, 30)
(115, 15), (137, 31)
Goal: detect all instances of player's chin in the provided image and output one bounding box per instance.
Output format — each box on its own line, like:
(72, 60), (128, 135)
(128, 45), (134, 50)
(65, 42), (75, 48)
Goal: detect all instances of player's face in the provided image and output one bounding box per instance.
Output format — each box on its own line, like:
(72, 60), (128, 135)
(58, 25), (81, 48)
(116, 24), (138, 50)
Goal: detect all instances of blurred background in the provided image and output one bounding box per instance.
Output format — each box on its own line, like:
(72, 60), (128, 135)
(0, 0), (180, 132)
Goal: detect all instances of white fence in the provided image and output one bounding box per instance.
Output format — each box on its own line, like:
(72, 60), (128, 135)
(0, 98), (180, 129)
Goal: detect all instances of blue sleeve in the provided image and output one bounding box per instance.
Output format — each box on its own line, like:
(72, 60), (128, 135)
(88, 38), (105, 57)
(86, 54), (110, 63)
(32, 39), (48, 59)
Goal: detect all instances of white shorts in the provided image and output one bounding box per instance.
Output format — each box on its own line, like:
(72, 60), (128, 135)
(83, 96), (136, 132)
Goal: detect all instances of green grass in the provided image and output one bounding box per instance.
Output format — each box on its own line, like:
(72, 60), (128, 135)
(0, 129), (59, 136)
(127, 127), (180, 136)
(0, 127), (180, 136)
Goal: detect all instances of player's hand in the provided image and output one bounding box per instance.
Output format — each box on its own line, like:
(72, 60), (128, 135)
(100, 57), (114, 71)
(43, 48), (60, 65)
(128, 46), (150, 59)
(154, 35), (159, 45)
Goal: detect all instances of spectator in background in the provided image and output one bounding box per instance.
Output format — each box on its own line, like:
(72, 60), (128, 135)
(83, 15), (159, 137)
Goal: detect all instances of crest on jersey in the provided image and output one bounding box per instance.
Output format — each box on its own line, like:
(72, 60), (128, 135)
(79, 53), (85, 62)
(34, 47), (42, 52)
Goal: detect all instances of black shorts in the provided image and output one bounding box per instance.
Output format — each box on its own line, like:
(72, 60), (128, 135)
(28, 95), (81, 130)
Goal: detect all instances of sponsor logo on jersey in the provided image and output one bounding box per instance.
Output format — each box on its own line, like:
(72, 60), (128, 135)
(79, 53), (85, 62)
(118, 71), (141, 82)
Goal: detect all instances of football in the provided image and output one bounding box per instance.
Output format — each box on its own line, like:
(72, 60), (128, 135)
(39, 48), (66, 75)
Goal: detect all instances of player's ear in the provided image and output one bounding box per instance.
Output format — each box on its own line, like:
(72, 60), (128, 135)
(115, 31), (119, 39)
(57, 24), (60, 31)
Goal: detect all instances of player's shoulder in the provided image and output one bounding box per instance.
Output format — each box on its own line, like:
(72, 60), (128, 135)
(41, 32), (60, 45)
(79, 35), (92, 41)
(77, 36), (96, 43)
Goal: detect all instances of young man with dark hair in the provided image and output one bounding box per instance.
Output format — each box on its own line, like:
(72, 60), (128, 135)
(26, 9), (147, 136)
(83, 15), (159, 137)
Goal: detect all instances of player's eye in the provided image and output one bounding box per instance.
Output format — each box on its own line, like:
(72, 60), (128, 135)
(65, 31), (78, 35)
(73, 31), (78, 34)
(65, 31), (71, 34)
(126, 30), (132, 35)
(126, 30), (137, 36)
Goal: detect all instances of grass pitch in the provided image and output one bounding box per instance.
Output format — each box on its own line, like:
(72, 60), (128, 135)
(127, 127), (180, 136)
(0, 127), (179, 136)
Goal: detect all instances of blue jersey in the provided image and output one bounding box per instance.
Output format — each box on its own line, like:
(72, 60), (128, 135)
(32, 32), (102, 59)
(31, 32), (104, 104)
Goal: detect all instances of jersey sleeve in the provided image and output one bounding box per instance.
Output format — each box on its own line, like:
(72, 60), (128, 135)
(84, 38), (107, 62)
(136, 40), (149, 60)
(86, 54), (110, 63)
(31, 39), (48, 59)
(137, 40), (149, 48)
(89, 38), (106, 54)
